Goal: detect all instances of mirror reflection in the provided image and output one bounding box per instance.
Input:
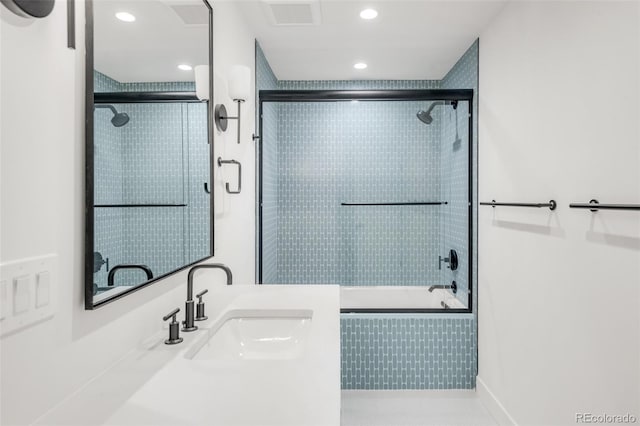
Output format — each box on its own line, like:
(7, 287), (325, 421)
(88, 0), (212, 307)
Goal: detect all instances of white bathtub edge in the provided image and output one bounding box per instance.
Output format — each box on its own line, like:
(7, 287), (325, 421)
(340, 313), (474, 320)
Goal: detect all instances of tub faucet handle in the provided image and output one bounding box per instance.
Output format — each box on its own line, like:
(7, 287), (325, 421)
(163, 308), (183, 345)
(438, 255), (450, 270)
(195, 289), (208, 321)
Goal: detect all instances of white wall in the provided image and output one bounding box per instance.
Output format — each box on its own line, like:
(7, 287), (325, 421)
(0, 1), (255, 424)
(478, 2), (640, 425)
(210, 1), (257, 283)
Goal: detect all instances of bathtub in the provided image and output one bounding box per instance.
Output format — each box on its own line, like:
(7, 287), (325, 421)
(340, 286), (466, 311)
(339, 286), (475, 389)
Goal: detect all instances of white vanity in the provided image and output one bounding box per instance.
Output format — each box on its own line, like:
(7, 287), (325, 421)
(38, 285), (340, 426)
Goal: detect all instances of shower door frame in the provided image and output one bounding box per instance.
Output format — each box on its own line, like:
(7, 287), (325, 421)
(257, 89), (474, 314)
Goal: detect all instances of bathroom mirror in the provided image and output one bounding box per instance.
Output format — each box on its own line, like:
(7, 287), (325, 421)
(85, 0), (214, 309)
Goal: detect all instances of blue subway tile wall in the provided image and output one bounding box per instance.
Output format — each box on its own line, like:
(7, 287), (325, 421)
(186, 103), (211, 261)
(93, 72), (125, 287)
(94, 71), (195, 93)
(341, 316), (476, 389)
(441, 40), (478, 311)
(256, 42), (279, 283)
(273, 100), (442, 286)
(93, 71), (209, 289)
(256, 42), (478, 389)
(438, 100), (471, 304)
(94, 71), (121, 93)
(120, 103), (185, 205)
(278, 80), (440, 90)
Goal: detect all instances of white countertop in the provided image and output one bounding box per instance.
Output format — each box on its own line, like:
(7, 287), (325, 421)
(38, 285), (340, 426)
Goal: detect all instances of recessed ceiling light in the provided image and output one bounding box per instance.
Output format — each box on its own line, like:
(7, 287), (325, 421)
(353, 62), (368, 70)
(178, 64), (193, 71)
(359, 8), (378, 20)
(115, 12), (136, 22)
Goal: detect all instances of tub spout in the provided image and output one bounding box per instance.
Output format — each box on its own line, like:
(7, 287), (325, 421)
(428, 281), (457, 294)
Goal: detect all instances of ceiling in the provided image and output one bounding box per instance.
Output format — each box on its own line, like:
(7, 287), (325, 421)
(94, 0), (209, 83)
(93, 0), (508, 84)
(237, 0), (508, 81)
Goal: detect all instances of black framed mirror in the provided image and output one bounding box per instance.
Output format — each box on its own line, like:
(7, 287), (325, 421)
(85, 0), (214, 309)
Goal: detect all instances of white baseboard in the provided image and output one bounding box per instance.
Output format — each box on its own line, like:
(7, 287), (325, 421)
(476, 376), (518, 426)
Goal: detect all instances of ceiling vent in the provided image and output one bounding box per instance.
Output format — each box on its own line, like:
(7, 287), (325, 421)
(262, 1), (321, 26)
(169, 4), (209, 26)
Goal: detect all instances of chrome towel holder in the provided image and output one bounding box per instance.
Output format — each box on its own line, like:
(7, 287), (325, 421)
(217, 157), (241, 194)
(480, 200), (557, 210)
(569, 199), (640, 212)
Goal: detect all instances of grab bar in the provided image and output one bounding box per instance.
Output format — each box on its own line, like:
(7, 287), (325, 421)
(107, 264), (153, 286)
(569, 199), (640, 211)
(480, 199), (557, 210)
(217, 157), (241, 194)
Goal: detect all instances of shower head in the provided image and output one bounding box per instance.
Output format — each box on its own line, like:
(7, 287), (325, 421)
(111, 112), (130, 127)
(416, 101), (446, 125)
(95, 104), (130, 127)
(416, 110), (433, 125)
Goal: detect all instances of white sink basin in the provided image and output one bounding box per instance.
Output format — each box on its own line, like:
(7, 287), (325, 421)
(188, 309), (313, 361)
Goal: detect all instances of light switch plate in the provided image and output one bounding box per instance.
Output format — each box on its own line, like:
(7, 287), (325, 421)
(0, 255), (57, 337)
(13, 275), (30, 315)
(36, 271), (50, 308)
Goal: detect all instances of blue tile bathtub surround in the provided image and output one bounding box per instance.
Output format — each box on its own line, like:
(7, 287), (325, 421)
(256, 41), (478, 390)
(273, 100), (442, 286)
(441, 40), (478, 309)
(186, 103), (211, 261)
(278, 80), (440, 90)
(93, 71), (208, 288)
(94, 71), (120, 93)
(341, 317), (476, 389)
(94, 70), (195, 93)
(256, 42), (280, 284)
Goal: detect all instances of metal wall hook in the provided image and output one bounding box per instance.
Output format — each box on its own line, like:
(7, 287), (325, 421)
(217, 157), (241, 194)
(204, 182), (210, 194)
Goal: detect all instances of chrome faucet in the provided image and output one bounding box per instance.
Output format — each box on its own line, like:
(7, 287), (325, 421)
(107, 264), (153, 286)
(183, 264), (233, 332)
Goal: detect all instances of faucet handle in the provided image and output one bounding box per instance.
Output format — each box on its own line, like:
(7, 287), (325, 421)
(195, 289), (208, 321)
(163, 308), (184, 345)
(196, 288), (208, 301)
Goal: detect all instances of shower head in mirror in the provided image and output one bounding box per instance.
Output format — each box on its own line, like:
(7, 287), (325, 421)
(416, 101), (453, 125)
(95, 104), (130, 127)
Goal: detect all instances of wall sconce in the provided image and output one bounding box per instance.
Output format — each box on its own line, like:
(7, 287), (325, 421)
(194, 65), (209, 101)
(214, 65), (251, 144)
